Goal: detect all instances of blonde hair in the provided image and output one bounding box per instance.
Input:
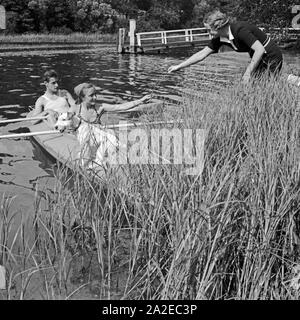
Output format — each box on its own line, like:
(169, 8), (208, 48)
(74, 82), (95, 103)
(203, 9), (229, 30)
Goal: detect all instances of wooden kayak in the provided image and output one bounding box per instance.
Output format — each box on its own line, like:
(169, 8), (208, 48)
(28, 120), (81, 170)
(28, 119), (149, 205)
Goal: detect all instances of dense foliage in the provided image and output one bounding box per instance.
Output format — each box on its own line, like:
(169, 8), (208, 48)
(0, 0), (298, 34)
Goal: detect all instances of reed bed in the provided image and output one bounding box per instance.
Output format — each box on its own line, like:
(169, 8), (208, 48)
(0, 33), (116, 44)
(1, 75), (300, 299)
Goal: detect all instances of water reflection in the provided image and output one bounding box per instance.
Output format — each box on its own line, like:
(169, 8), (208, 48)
(0, 137), (53, 199)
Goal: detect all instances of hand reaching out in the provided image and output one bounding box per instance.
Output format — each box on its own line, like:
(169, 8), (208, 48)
(168, 65), (181, 73)
(139, 93), (153, 103)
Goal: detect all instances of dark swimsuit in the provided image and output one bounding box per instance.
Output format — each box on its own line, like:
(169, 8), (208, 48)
(207, 21), (283, 76)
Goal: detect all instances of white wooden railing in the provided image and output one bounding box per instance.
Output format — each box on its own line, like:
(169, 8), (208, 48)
(136, 27), (211, 46)
(136, 27), (300, 47)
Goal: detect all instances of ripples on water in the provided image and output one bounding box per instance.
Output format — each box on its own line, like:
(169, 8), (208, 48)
(0, 46), (299, 206)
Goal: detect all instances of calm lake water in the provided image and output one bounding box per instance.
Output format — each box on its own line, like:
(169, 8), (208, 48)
(0, 45), (299, 217)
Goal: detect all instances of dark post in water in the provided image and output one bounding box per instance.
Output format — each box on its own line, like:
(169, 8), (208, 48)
(117, 28), (126, 53)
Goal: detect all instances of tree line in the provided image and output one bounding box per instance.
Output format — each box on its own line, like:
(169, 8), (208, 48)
(0, 0), (297, 34)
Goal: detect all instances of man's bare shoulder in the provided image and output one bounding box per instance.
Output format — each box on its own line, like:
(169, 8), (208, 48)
(35, 95), (46, 107)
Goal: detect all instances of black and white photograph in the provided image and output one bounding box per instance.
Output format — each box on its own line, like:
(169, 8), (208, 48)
(0, 0), (300, 306)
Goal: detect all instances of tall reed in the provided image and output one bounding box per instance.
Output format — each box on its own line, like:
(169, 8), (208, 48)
(1, 74), (300, 299)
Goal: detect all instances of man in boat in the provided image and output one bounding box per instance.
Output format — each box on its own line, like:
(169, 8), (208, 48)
(29, 69), (75, 126)
(168, 9), (283, 83)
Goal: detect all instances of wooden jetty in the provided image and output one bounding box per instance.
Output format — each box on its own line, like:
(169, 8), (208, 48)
(0, 5), (6, 30)
(118, 19), (300, 54)
(117, 19), (211, 54)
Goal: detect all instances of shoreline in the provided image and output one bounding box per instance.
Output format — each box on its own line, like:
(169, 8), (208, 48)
(0, 32), (299, 53)
(0, 33), (118, 55)
(0, 32), (117, 44)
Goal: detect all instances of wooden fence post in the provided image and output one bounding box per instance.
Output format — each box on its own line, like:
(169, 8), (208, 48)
(185, 29), (189, 42)
(0, 5), (6, 30)
(129, 19), (136, 53)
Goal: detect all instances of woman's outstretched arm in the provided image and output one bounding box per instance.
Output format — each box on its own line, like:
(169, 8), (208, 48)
(168, 46), (214, 73)
(98, 94), (153, 113)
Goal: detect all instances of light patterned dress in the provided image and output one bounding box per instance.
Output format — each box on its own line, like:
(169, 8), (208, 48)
(76, 121), (119, 171)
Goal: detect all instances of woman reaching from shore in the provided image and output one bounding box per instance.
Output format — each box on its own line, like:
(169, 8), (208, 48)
(168, 9), (283, 83)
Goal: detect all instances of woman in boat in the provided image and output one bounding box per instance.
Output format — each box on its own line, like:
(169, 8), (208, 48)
(73, 82), (153, 174)
(74, 82), (152, 125)
(168, 9), (283, 83)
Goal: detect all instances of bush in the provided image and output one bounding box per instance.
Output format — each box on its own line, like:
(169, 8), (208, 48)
(50, 26), (73, 35)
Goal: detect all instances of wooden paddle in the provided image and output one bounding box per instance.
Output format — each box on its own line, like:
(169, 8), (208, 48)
(0, 120), (183, 139)
(0, 104), (20, 110)
(0, 130), (60, 139)
(0, 115), (48, 124)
